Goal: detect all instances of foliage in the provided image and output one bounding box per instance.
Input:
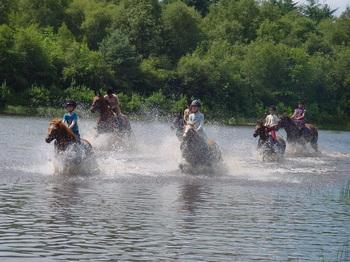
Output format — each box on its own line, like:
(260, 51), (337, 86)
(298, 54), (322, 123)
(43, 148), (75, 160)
(0, 82), (11, 108)
(0, 0), (350, 128)
(64, 86), (95, 105)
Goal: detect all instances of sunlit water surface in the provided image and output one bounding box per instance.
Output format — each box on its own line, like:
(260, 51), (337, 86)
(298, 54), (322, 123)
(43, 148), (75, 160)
(0, 116), (349, 261)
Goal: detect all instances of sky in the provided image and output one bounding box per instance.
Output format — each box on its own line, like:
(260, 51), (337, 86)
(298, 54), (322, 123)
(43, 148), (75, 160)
(299, 0), (349, 15)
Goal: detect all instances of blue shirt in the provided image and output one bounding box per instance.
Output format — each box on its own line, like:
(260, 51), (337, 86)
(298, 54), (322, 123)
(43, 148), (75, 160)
(63, 112), (79, 135)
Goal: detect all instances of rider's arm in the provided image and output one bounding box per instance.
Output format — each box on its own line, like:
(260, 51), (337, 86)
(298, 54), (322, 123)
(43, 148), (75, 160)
(68, 113), (78, 129)
(196, 114), (204, 132)
(291, 110), (297, 119)
(264, 115), (271, 127)
(296, 110), (305, 120)
(62, 114), (69, 126)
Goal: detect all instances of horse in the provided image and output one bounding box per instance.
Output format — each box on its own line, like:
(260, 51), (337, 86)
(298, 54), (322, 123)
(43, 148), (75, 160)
(90, 95), (132, 138)
(278, 116), (318, 152)
(253, 121), (286, 161)
(180, 124), (222, 173)
(45, 118), (93, 174)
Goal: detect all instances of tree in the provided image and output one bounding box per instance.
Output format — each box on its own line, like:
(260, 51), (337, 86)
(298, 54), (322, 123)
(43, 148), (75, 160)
(99, 29), (140, 90)
(302, 0), (336, 23)
(162, 1), (203, 60)
(17, 0), (71, 30)
(112, 0), (163, 57)
(203, 0), (261, 44)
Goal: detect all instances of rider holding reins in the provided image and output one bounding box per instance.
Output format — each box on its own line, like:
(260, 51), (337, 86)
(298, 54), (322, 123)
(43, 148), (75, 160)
(104, 88), (121, 116)
(291, 101), (306, 128)
(188, 99), (208, 140)
(264, 105), (279, 140)
(63, 100), (80, 141)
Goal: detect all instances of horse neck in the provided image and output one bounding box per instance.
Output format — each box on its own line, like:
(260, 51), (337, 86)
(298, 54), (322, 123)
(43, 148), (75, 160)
(283, 120), (298, 135)
(56, 127), (76, 144)
(259, 131), (268, 141)
(99, 103), (114, 120)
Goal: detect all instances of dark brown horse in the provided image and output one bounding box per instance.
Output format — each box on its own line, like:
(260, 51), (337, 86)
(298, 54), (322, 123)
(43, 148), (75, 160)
(254, 121), (286, 161)
(90, 95), (132, 137)
(45, 119), (93, 172)
(278, 116), (318, 152)
(180, 124), (222, 172)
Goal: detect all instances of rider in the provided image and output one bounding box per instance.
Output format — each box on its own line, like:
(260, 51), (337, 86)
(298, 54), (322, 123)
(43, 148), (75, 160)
(63, 100), (80, 141)
(264, 105), (279, 140)
(291, 101), (306, 128)
(104, 88), (121, 116)
(188, 99), (207, 140)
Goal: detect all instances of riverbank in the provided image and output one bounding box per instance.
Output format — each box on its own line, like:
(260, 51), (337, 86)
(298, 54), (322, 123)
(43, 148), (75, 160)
(1, 105), (349, 131)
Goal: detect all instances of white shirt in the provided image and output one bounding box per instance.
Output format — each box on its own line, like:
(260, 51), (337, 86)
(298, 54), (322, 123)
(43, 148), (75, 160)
(265, 114), (280, 127)
(188, 112), (207, 139)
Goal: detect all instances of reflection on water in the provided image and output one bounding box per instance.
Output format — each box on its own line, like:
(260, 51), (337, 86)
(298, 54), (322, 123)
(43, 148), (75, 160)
(0, 116), (349, 261)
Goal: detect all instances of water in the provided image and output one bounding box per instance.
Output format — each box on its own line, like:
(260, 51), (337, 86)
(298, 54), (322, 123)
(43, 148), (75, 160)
(0, 116), (349, 261)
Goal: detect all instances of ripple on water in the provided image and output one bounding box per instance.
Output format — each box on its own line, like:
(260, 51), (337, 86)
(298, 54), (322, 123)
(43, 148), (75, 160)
(0, 117), (349, 261)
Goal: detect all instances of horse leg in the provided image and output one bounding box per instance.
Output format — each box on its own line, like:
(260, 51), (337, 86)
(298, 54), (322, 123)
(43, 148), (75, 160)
(310, 130), (318, 152)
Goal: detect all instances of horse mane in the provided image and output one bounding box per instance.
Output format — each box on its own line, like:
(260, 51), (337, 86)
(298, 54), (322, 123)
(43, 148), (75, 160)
(50, 118), (76, 140)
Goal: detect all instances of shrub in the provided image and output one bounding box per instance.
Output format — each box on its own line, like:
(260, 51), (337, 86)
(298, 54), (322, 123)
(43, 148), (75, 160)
(64, 86), (95, 105)
(127, 93), (144, 113)
(0, 82), (11, 108)
(171, 94), (187, 113)
(144, 91), (169, 113)
(25, 86), (50, 107)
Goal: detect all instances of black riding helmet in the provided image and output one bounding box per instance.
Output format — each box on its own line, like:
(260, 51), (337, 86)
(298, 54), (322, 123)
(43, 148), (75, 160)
(190, 99), (201, 107)
(107, 88), (114, 95)
(269, 105), (277, 111)
(65, 100), (77, 108)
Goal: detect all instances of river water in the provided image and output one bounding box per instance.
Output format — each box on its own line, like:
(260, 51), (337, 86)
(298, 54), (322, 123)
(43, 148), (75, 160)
(0, 116), (349, 261)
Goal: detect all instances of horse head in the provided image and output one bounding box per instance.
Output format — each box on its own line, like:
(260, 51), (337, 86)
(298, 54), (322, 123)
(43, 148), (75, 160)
(45, 119), (62, 143)
(90, 95), (107, 113)
(278, 114), (293, 128)
(45, 118), (75, 144)
(183, 124), (196, 140)
(253, 120), (268, 140)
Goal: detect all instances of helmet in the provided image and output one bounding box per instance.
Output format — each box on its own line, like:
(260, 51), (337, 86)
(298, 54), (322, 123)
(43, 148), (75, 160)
(107, 88), (114, 95)
(65, 100), (77, 108)
(190, 99), (201, 107)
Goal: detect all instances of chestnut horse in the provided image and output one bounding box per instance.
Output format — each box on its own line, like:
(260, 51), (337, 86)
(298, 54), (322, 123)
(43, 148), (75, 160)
(90, 95), (132, 137)
(180, 124), (222, 171)
(278, 116), (318, 152)
(45, 119), (93, 170)
(254, 121), (286, 161)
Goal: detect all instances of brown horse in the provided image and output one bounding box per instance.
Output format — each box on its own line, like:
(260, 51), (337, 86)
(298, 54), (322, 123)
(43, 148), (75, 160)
(278, 116), (318, 152)
(180, 124), (222, 172)
(45, 119), (93, 172)
(254, 121), (286, 161)
(90, 95), (132, 137)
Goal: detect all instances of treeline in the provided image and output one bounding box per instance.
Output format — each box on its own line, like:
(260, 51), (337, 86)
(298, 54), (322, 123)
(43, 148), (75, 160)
(0, 0), (350, 127)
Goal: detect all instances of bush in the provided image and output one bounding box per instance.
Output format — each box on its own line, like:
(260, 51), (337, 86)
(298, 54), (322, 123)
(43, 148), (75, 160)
(126, 93), (144, 113)
(144, 91), (169, 113)
(0, 82), (11, 108)
(25, 86), (50, 107)
(171, 94), (187, 113)
(64, 86), (95, 105)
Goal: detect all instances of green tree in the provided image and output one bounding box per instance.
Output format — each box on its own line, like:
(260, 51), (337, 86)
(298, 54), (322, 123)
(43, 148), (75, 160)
(16, 0), (71, 30)
(113, 0), (163, 57)
(162, 1), (203, 60)
(99, 29), (140, 90)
